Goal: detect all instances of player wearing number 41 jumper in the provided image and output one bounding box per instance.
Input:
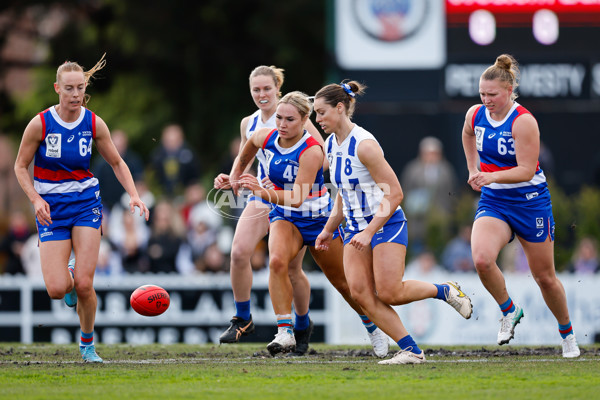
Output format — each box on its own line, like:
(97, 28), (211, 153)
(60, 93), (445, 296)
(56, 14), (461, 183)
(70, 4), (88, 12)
(462, 54), (580, 358)
(14, 54), (149, 363)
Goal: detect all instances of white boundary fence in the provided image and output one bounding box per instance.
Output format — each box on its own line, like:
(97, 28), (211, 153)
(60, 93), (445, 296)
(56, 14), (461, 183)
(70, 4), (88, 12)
(0, 273), (598, 345)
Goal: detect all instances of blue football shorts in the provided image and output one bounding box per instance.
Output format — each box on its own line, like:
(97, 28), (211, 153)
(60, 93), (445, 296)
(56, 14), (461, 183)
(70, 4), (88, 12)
(37, 197), (103, 242)
(475, 197), (555, 243)
(269, 207), (342, 246)
(343, 209), (408, 248)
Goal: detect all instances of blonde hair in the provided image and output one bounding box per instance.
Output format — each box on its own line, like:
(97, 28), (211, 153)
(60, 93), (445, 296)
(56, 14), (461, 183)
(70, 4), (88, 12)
(249, 65), (285, 97)
(56, 53), (107, 107)
(278, 91), (312, 119)
(481, 54), (520, 100)
(314, 80), (366, 118)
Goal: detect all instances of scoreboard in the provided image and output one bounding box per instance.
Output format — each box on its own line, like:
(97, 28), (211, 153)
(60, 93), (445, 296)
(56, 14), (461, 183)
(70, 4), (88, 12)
(446, 1), (600, 55)
(446, 0), (600, 97)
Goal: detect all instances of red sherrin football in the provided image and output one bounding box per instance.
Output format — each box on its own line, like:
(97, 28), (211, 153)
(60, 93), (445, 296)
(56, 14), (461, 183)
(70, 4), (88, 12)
(130, 285), (170, 316)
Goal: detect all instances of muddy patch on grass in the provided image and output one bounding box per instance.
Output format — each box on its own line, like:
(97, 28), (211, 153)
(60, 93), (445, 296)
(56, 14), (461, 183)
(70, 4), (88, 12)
(2, 344), (599, 364)
(249, 346), (600, 359)
(424, 346), (600, 358)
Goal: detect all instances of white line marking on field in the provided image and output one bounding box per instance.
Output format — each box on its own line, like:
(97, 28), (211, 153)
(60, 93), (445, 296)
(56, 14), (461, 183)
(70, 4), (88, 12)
(0, 357), (595, 365)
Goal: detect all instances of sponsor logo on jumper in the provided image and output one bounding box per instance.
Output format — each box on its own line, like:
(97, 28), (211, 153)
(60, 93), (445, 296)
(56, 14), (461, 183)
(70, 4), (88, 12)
(67, 135), (75, 143)
(488, 132), (496, 139)
(80, 131), (93, 137)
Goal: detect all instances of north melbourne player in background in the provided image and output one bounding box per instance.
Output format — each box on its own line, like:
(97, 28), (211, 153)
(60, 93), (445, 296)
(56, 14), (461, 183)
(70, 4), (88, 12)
(314, 81), (473, 365)
(462, 54), (580, 358)
(14, 55), (149, 363)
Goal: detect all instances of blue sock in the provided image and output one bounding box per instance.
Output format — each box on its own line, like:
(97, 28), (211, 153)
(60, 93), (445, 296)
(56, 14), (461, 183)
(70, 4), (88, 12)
(234, 300), (251, 321)
(499, 297), (516, 316)
(559, 321), (573, 339)
(433, 283), (449, 300)
(295, 311), (310, 331)
(359, 315), (377, 333)
(397, 334), (422, 355)
(80, 330), (94, 348)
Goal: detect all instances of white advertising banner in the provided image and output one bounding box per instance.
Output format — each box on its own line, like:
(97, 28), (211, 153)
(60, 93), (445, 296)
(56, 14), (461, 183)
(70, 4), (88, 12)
(330, 273), (600, 346)
(335, 0), (446, 70)
(0, 273), (597, 346)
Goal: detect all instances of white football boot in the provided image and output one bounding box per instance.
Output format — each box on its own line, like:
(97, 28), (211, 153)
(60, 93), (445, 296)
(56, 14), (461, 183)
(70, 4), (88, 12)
(497, 305), (524, 345)
(444, 281), (473, 319)
(267, 328), (296, 356)
(561, 334), (581, 358)
(368, 327), (390, 358)
(378, 349), (426, 365)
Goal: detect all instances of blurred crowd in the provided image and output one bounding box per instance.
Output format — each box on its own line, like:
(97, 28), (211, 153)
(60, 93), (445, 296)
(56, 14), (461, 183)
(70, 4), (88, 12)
(1, 129), (599, 278)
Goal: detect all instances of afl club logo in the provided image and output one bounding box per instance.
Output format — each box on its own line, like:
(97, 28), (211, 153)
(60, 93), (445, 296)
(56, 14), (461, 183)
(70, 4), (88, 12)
(352, 0), (429, 42)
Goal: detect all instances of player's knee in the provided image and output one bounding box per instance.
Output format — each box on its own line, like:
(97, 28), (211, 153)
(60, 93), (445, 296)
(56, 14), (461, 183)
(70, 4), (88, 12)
(472, 251), (494, 272)
(269, 254), (289, 275)
(376, 282), (406, 305)
(348, 284), (372, 308)
(377, 290), (400, 306)
(532, 273), (556, 291)
(47, 286), (66, 300)
(230, 245), (252, 266)
(74, 277), (94, 296)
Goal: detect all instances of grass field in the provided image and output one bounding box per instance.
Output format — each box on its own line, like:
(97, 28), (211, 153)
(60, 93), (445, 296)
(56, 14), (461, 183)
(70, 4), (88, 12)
(1, 343), (599, 400)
